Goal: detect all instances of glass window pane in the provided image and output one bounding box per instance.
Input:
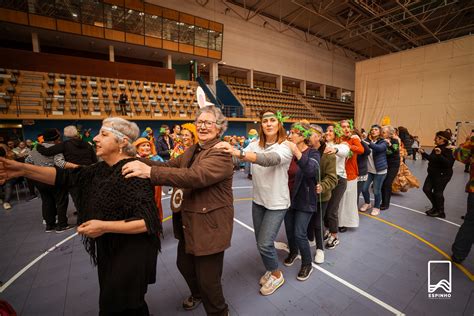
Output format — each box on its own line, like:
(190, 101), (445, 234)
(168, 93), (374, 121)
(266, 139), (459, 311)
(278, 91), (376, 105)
(178, 22), (194, 45)
(0, 0), (28, 11)
(145, 14), (162, 38)
(81, 0), (104, 26)
(194, 27), (208, 48)
(163, 18), (179, 42)
(125, 9), (144, 35)
(208, 30), (222, 50)
(29, 0), (55, 16)
(55, 0), (80, 22)
(104, 3), (125, 31)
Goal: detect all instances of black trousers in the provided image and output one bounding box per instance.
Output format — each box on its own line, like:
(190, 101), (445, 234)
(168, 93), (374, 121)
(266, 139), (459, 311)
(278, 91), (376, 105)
(35, 181), (69, 227)
(422, 172), (452, 212)
(324, 177), (347, 233)
(307, 201), (328, 250)
(381, 164), (400, 207)
(99, 303), (149, 316)
(452, 192), (474, 260)
(176, 240), (228, 316)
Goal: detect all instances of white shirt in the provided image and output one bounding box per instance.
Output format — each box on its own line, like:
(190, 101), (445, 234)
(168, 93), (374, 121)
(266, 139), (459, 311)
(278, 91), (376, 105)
(245, 141), (293, 210)
(367, 151), (387, 175)
(326, 141), (350, 178)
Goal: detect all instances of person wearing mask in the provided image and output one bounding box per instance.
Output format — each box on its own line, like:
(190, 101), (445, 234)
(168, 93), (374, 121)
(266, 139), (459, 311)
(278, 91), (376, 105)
(380, 125), (401, 210)
(307, 125), (337, 264)
(360, 125), (388, 216)
(0, 118), (161, 315)
(322, 125), (350, 249)
(216, 109), (293, 296)
(122, 106), (233, 315)
(451, 131), (473, 263)
(283, 122), (320, 281)
(420, 131), (455, 218)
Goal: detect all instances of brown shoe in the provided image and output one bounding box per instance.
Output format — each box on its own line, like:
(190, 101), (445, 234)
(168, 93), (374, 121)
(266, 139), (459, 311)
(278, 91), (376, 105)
(182, 296), (202, 311)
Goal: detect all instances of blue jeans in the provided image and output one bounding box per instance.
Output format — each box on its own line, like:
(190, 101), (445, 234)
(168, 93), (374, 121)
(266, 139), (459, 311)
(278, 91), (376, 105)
(362, 173), (387, 208)
(284, 209), (313, 266)
(252, 202), (287, 272)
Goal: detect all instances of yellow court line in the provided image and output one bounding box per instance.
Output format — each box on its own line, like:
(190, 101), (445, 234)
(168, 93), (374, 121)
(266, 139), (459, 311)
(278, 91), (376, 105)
(359, 212), (474, 282)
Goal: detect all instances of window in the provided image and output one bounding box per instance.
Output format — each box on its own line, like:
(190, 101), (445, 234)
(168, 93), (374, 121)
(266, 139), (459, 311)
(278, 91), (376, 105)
(81, 0), (104, 27)
(104, 3), (125, 31)
(178, 22), (194, 45)
(125, 9), (144, 35)
(163, 18), (179, 42)
(145, 13), (162, 38)
(30, 0), (55, 16)
(194, 26), (208, 48)
(55, 0), (80, 22)
(0, 0), (28, 11)
(208, 30), (222, 51)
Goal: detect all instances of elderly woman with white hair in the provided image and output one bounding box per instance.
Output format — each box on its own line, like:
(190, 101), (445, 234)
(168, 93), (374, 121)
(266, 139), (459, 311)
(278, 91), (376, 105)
(122, 105), (234, 316)
(0, 117), (161, 315)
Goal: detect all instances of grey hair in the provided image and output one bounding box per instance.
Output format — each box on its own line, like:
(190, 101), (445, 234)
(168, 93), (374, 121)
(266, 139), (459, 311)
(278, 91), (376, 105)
(382, 125), (395, 137)
(310, 124), (324, 135)
(102, 117), (139, 157)
(195, 105), (228, 137)
(63, 125), (78, 138)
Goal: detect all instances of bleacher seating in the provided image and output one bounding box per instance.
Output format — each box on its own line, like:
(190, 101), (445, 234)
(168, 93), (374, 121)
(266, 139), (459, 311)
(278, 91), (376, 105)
(228, 83), (321, 120)
(0, 69), (199, 120)
(303, 95), (354, 122)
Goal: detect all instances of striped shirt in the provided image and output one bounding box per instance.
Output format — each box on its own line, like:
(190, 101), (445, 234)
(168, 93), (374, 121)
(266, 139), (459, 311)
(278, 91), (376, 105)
(25, 143), (66, 169)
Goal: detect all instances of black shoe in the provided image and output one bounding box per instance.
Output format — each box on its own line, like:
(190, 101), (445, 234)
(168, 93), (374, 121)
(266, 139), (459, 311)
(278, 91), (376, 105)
(247, 174), (252, 180)
(182, 296), (202, 311)
(425, 208), (436, 215)
(323, 230), (330, 242)
(283, 253), (298, 267)
(338, 226), (347, 233)
(45, 225), (56, 233)
(451, 254), (464, 264)
(427, 210), (445, 218)
(297, 265), (313, 281)
(56, 224), (75, 233)
(380, 205), (389, 211)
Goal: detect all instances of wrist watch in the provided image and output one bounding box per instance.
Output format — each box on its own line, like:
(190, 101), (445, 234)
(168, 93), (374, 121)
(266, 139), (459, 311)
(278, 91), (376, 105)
(239, 148), (246, 158)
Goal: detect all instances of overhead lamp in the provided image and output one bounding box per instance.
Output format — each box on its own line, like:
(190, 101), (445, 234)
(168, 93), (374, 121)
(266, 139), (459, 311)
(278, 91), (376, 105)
(72, 13), (78, 18)
(128, 9), (133, 14)
(112, 5), (117, 10)
(138, 12), (144, 16)
(152, 15), (158, 19)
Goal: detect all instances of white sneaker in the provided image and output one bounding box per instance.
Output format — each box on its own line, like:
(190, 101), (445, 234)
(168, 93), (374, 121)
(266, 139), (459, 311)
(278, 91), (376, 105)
(168, 188), (174, 195)
(314, 249), (325, 264)
(162, 191), (166, 196)
(308, 239), (316, 247)
(259, 271), (272, 286)
(3, 202), (12, 210)
(260, 272), (285, 296)
(359, 203), (371, 212)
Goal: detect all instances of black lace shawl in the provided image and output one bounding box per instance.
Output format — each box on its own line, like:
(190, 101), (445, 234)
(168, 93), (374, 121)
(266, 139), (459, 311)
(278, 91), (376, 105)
(55, 158), (162, 265)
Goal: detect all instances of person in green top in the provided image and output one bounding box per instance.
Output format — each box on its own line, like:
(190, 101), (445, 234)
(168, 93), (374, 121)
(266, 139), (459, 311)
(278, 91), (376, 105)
(307, 124), (337, 264)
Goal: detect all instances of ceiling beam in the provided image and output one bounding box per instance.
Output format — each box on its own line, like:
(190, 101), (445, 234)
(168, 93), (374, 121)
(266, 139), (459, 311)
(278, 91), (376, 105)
(395, 0), (440, 42)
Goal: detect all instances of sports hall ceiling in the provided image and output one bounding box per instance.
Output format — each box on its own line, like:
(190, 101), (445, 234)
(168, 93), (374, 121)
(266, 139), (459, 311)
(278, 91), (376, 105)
(217, 0), (474, 59)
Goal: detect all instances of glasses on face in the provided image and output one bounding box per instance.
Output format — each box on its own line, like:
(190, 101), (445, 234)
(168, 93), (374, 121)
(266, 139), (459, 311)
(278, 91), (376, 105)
(195, 120), (216, 128)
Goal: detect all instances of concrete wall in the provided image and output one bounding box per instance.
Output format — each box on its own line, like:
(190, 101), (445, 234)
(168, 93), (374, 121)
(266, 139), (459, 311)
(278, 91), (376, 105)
(149, 0), (355, 90)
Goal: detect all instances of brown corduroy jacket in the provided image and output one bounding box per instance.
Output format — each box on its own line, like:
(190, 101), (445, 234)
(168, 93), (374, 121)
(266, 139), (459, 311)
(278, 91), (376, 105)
(148, 138), (234, 256)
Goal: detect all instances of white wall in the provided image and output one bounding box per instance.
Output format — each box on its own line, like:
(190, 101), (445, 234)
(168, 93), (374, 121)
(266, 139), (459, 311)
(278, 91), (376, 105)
(149, 0), (356, 90)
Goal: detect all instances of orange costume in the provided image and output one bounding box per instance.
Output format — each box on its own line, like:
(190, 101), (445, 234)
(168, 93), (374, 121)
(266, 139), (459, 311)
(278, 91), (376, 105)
(343, 136), (365, 180)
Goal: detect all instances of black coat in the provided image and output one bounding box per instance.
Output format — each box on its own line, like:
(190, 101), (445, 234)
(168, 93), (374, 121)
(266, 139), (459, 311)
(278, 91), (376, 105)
(421, 144), (455, 176)
(290, 148), (320, 213)
(37, 138), (97, 166)
(156, 135), (174, 160)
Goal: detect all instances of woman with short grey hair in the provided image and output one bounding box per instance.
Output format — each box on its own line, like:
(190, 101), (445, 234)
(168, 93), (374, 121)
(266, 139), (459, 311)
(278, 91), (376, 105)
(0, 117), (161, 315)
(121, 105), (234, 315)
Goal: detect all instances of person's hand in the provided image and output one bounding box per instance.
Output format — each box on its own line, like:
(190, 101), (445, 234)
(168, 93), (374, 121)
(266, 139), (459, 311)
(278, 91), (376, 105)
(213, 141), (235, 154)
(351, 134), (361, 141)
(77, 220), (106, 238)
(316, 184), (322, 194)
(384, 139), (391, 146)
(122, 160), (152, 179)
(446, 145), (455, 150)
(434, 147), (441, 155)
(419, 148), (425, 154)
(0, 157), (26, 185)
(324, 147), (336, 154)
(283, 140), (298, 154)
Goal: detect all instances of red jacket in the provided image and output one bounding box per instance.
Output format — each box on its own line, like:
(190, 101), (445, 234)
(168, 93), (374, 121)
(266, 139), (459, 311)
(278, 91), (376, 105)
(343, 136), (365, 181)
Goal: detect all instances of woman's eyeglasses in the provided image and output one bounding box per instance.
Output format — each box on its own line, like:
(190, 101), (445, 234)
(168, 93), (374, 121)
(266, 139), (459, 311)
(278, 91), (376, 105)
(195, 120), (216, 128)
